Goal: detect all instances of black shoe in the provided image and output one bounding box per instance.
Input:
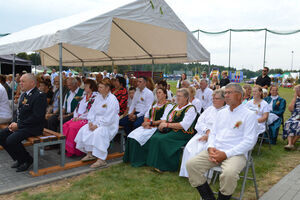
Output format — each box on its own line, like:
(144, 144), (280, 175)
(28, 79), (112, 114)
(217, 191), (232, 200)
(196, 182), (216, 200)
(16, 158), (33, 172)
(11, 161), (21, 168)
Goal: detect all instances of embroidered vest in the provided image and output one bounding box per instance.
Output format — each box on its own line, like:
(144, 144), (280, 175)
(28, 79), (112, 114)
(166, 105), (199, 134)
(148, 102), (172, 121)
(65, 88), (84, 113)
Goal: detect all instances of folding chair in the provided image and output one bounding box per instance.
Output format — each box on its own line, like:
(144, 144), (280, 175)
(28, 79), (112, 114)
(207, 150), (259, 200)
(256, 122), (271, 155)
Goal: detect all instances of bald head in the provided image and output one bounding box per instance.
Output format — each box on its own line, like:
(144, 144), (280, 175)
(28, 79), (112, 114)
(20, 73), (36, 92)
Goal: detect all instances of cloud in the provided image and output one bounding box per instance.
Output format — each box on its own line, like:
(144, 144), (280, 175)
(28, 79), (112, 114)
(1, 0), (300, 70)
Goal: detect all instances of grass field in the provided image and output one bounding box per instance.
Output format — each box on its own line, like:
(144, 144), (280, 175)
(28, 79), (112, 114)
(6, 82), (299, 200)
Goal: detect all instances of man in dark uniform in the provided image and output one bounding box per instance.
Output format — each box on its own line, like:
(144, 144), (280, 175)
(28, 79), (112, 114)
(0, 73), (47, 172)
(255, 67), (271, 89)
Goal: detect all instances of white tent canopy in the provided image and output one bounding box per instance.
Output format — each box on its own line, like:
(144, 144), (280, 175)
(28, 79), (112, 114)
(0, 0), (210, 67)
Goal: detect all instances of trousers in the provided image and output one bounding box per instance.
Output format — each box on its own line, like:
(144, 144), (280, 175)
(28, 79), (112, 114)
(186, 150), (246, 195)
(0, 128), (33, 164)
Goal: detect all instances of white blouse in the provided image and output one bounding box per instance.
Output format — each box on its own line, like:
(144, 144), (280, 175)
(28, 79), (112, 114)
(191, 98), (202, 114)
(87, 92), (120, 127)
(73, 92), (98, 119)
(195, 105), (226, 135)
(161, 103), (197, 131)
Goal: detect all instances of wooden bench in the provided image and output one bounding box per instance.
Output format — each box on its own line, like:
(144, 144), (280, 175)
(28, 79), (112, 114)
(0, 127), (66, 174)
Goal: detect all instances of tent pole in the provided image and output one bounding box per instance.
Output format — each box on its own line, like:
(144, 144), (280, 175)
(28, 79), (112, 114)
(228, 29), (232, 71)
(59, 43), (63, 134)
(197, 30), (199, 41)
(12, 54), (16, 112)
(208, 60), (211, 84)
(263, 29), (267, 68)
(0, 62), (1, 74)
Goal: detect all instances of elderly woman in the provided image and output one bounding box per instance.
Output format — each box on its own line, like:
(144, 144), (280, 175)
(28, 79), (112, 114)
(75, 79), (120, 168)
(63, 79), (98, 157)
(112, 76), (128, 116)
(146, 88), (198, 172)
(264, 85), (286, 144)
(283, 85), (300, 150)
(179, 89), (226, 177)
(123, 87), (173, 167)
(245, 85), (270, 135)
(188, 86), (202, 114)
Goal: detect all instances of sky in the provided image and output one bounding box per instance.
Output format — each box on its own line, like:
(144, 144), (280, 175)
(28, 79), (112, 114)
(1, 0), (300, 71)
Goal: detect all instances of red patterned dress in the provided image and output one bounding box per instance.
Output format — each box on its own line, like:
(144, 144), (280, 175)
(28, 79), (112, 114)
(112, 87), (128, 116)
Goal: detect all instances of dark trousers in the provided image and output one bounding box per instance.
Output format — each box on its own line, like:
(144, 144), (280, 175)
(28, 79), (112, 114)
(119, 112), (144, 135)
(0, 128), (32, 164)
(47, 114), (72, 132)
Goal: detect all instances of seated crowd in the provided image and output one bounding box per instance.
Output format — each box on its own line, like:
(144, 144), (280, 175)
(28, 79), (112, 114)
(0, 69), (299, 199)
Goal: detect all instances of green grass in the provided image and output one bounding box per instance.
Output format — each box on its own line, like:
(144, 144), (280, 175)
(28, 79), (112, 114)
(16, 83), (297, 200)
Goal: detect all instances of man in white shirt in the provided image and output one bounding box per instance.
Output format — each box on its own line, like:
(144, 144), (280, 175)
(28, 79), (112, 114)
(47, 77), (84, 132)
(186, 83), (258, 200)
(0, 83), (12, 124)
(50, 69), (58, 86)
(119, 77), (154, 135)
(196, 79), (213, 112)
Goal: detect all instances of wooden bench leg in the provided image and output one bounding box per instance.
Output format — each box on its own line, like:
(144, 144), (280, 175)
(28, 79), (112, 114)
(33, 144), (39, 173)
(60, 140), (65, 167)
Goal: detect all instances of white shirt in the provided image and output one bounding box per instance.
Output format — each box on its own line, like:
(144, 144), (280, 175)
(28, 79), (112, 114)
(196, 87), (213, 110)
(0, 84), (12, 119)
(245, 99), (270, 134)
(73, 92), (98, 119)
(195, 105), (226, 135)
(87, 92), (120, 127)
(127, 97), (133, 108)
(191, 98), (202, 114)
(161, 103), (197, 131)
(206, 104), (258, 158)
(129, 87), (154, 117)
(63, 87), (79, 113)
(167, 90), (173, 100)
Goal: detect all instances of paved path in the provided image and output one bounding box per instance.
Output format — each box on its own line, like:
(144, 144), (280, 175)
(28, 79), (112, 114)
(0, 141), (123, 195)
(260, 164), (300, 200)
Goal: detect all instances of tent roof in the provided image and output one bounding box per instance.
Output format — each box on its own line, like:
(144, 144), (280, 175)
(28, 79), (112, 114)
(0, 54), (32, 66)
(0, 0), (209, 67)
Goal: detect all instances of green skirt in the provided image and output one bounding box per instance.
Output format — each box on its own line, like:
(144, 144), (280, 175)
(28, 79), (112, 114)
(123, 138), (149, 167)
(146, 130), (194, 171)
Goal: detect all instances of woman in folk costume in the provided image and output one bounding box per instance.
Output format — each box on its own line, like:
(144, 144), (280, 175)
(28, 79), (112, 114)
(63, 79), (98, 157)
(146, 88), (198, 172)
(264, 85), (286, 144)
(179, 89), (226, 177)
(283, 85), (300, 150)
(75, 79), (120, 168)
(123, 87), (173, 167)
(245, 85), (270, 135)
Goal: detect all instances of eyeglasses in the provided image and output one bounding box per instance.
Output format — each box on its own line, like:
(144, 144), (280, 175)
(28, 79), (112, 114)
(262, 70), (267, 72)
